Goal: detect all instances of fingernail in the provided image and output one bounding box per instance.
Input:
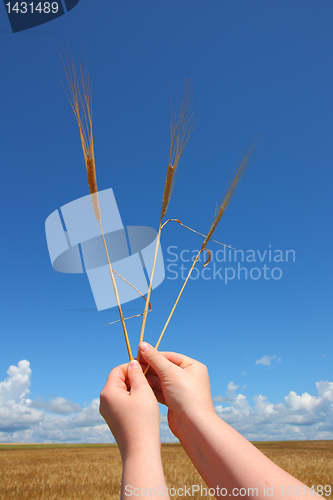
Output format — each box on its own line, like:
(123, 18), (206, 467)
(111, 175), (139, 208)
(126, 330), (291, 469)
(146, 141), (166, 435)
(129, 359), (139, 369)
(139, 342), (149, 353)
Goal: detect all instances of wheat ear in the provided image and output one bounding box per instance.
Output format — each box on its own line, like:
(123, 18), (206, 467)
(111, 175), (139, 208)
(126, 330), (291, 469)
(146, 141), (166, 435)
(61, 51), (133, 360)
(148, 140), (258, 361)
(137, 81), (197, 358)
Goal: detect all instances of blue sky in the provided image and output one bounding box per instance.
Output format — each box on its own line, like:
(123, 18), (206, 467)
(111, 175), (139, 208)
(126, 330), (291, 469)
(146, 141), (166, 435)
(0, 1), (332, 443)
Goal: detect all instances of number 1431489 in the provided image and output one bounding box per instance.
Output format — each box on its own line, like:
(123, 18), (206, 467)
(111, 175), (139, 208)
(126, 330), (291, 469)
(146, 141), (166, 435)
(5, 2), (59, 14)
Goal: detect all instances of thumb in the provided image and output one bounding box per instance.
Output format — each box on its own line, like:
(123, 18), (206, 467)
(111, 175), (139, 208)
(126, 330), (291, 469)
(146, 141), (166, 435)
(127, 359), (148, 392)
(139, 342), (176, 380)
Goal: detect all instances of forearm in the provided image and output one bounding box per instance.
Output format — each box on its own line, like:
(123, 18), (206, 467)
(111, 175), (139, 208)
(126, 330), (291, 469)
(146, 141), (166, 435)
(121, 441), (169, 499)
(178, 410), (320, 500)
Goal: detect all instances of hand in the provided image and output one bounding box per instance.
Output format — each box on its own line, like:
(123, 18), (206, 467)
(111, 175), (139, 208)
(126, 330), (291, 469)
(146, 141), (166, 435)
(138, 342), (215, 440)
(100, 359), (161, 459)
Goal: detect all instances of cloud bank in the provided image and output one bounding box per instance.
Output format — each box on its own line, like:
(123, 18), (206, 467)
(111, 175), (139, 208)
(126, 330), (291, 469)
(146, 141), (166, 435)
(213, 380), (333, 441)
(0, 360), (332, 443)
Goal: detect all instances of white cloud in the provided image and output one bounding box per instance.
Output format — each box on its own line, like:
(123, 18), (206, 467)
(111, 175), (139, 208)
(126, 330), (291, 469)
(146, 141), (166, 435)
(0, 360), (44, 433)
(212, 381), (240, 404)
(0, 360), (31, 403)
(0, 361), (107, 443)
(71, 399), (102, 427)
(213, 381), (333, 441)
(47, 397), (82, 415)
(160, 414), (176, 443)
(0, 360), (332, 443)
(212, 395), (225, 403)
(226, 381), (239, 396)
(31, 397), (81, 415)
(255, 355), (281, 367)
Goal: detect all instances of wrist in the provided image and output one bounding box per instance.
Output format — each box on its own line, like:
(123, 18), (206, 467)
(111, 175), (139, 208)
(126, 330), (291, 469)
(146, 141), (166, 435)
(177, 401), (216, 432)
(120, 433), (162, 462)
(176, 407), (219, 447)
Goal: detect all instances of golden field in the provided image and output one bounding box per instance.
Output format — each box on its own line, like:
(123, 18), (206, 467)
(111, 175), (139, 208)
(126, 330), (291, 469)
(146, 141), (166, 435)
(0, 441), (332, 499)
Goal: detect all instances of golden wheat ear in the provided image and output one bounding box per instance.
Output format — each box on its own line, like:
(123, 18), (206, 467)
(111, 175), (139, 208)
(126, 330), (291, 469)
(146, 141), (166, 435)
(161, 80), (197, 219)
(201, 138), (258, 251)
(137, 81), (197, 356)
(60, 50), (133, 360)
(149, 138), (260, 358)
(61, 50), (101, 220)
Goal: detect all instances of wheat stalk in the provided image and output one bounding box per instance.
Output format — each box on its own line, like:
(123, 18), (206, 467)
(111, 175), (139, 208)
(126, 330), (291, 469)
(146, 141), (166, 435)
(105, 275), (152, 326)
(142, 139), (258, 370)
(61, 50), (133, 360)
(61, 52), (258, 366)
(137, 80), (197, 358)
(161, 218), (234, 249)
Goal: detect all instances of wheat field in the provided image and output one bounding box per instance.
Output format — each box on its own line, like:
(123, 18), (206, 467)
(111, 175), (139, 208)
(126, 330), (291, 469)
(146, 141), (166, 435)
(0, 441), (332, 499)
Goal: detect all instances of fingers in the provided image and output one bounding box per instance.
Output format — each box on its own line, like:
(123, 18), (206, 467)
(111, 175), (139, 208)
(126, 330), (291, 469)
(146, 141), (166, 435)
(100, 364), (129, 417)
(139, 343), (195, 375)
(156, 351), (196, 369)
(145, 374), (165, 405)
(138, 342), (178, 379)
(146, 372), (162, 393)
(151, 387), (166, 406)
(103, 363), (128, 392)
(127, 359), (150, 393)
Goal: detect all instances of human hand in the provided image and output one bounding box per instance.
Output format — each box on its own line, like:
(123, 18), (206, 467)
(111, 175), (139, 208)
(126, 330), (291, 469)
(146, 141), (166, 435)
(138, 342), (215, 441)
(100, 359), (161, 460)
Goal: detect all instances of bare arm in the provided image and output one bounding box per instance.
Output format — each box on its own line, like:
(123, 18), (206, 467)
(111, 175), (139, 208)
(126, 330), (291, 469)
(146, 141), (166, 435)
(121, 442), (167, 499)
(100, 359), (169, 499)
(177, 408), (317, 499)
(140, 342), (321, 500)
